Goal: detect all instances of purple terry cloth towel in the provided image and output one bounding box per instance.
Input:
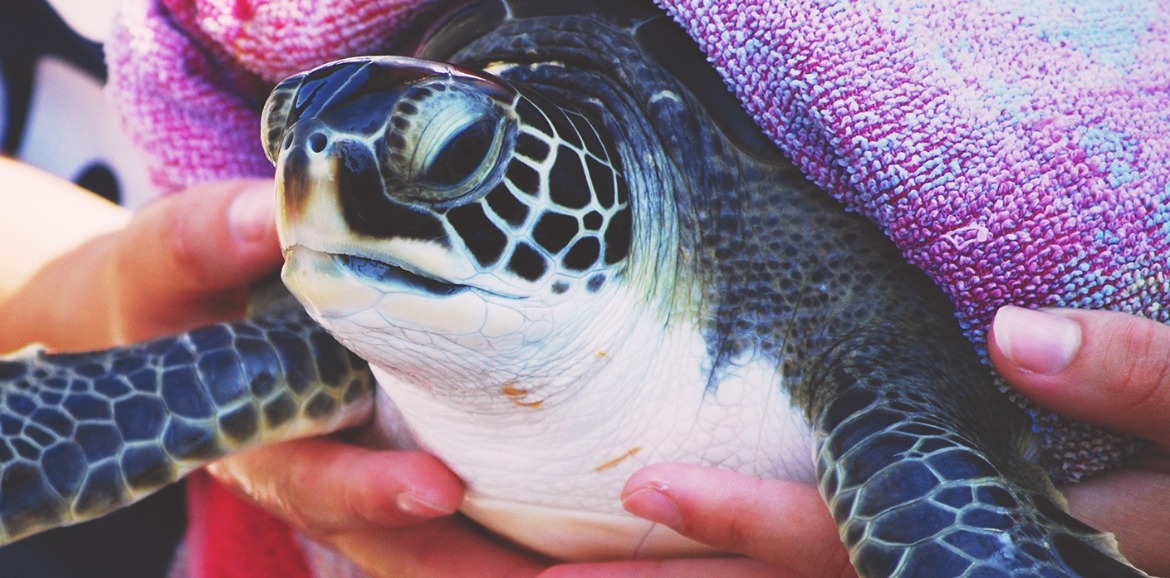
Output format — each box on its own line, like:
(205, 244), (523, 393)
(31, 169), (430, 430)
(106, 0), (1170, 482)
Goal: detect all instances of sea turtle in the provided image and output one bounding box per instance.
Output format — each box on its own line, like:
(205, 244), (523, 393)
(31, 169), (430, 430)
(0, 0), (1151, 576)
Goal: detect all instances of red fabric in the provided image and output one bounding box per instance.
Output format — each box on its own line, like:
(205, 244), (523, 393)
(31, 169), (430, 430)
(187, 471), (312, 578)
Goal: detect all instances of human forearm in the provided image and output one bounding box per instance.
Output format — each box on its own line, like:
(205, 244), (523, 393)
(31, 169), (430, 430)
(0, 157), (130, 302)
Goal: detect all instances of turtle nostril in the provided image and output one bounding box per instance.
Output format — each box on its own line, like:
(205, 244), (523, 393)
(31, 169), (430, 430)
(308, 132), (328, 153)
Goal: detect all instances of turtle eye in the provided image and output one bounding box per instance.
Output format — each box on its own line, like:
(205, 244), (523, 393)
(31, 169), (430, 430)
(385, 80), (515, 203)
(420, 115), (496, 186)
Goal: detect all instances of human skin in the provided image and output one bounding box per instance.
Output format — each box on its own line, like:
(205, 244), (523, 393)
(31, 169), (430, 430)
(2, 166), (1166, 577)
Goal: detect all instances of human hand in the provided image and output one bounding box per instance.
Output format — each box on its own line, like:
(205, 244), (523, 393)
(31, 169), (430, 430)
(603, 307), (1170, 578)
(0, 177), (281, 352)
(990, 306), (1170, 577)
(0, 174), (483, 573)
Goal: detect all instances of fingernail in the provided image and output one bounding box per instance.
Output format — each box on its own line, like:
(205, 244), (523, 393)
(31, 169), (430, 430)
(396, 491), (456, 518)
(229, 182), (275, 243)
(994, 306), (1082, 375)
(621, 483), (683, 529)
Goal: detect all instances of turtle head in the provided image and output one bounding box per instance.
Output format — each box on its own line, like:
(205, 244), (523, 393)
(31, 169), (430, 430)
(262, 56), (635, 371)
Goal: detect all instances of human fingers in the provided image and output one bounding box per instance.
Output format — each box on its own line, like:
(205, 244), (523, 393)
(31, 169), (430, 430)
(321, 515), (547, 578)
(207, 438), (464, 536)
(542, 557), (795, 578)
(989, 306), (1170, 448)
(621, 463), (855, 578)
(1062, 468), (1170, 577)
(109, 179), (282, 342)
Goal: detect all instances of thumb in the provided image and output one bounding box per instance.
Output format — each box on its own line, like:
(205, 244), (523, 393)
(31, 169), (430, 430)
(989, 306), (1170, 449)
(109, 179), (282, 342)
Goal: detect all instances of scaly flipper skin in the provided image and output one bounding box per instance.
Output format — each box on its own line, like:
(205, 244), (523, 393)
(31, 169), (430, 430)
(0, 309), (374, 544)
(811, 331), (1146, 577)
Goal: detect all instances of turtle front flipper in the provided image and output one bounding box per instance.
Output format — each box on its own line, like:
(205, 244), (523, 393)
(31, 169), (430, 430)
(0, 309), (375, 545)
(810, 330), (1148, 578)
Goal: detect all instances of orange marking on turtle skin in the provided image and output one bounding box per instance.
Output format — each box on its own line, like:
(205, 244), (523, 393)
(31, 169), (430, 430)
(593, 447), (642, 472)
(501, 384), (528, 397)
(502, 384), (544, 409)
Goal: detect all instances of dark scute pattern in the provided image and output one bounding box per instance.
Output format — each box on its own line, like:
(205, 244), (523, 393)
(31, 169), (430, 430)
(126, 369), (158, 393)
(614, 172), (629, 206)
(958, 505), (1013, 531)
(23, 425), (55, 448)
(448, 202), (508, 267)
(934, 486), (974, 509)
(943, 530), (1008, 559)
(111, 354), (146, 375)
(161, 368), (213, 419)
(929, 448), (999, 481)
(0, 464), (62, 537)
(574, 113), (607, 159)
(515, 95), (552, 136)
(262, 395), (298, 428)
(506, 159), (540, 196)
(218, 405), (259, 444)
(197, 350), (247, 405)
(162, 419), (219, 461)
(583, 211), (603, 231)
(0, 415), (21, 436)
(0, 361), (25, 380)
(0, 308), (373, 543)
(7, 393), (35, 416)
(114, 396), (167, 442)
(820, 388), (878, 433)
(586, 155), (615, 208)
(268, 331), (314, 396)
(563, 237), (601, 271)
(900, 541), (971, 576)
(486, 184), (529, 227)
(542, 99), (582, 148)
(74, 462), (124, 516)
(305, 392), (338, 419)
(120, 446), (173, 491)
(311, 331), (351, 386)
(508, 242), (548, 281)
(344, 377), (369, 403)
(842, 430), (912, 489)
(29, 408), (73, 437)
(237, 338), (279, 396)
(515, 132), (550, 163)
(877, 500), (955, 544)
(338, 140), (447, 242)
(160, 346), (194, 368)
(72, 363), (107, 379)
(825, 408), (905, 461)
(854, 460), (938, 517)
(603, 207), (631, 265)
(548, 146), (592, 209)
(41, 443), (85, 497)
(532, 211), (578, 254)
(974, 486), (1018, 509)
(75, 424), (121, 462)
(188, 325), (233, 351)
(965, 568), (1012, 578)
(586, 274), (606, 293)
(249, 372), (277, 397)
(854, 543), (901, 578)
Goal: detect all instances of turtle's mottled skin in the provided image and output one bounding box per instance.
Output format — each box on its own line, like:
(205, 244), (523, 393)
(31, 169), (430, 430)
(0, 1), (1150, 576)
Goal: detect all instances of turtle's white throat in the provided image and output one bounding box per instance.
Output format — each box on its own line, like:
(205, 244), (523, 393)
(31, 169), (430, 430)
(338, 279), (818, 561)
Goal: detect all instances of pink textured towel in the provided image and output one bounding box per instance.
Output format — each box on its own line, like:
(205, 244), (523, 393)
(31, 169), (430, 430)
(108, 0), (1169, 482)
